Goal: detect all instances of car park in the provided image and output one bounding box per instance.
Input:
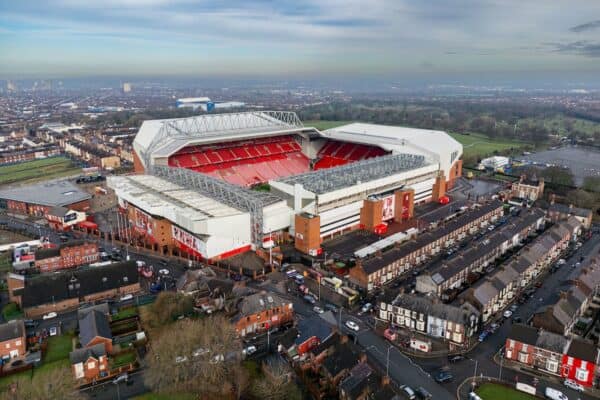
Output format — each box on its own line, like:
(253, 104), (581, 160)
(564, 379), (584, 392)
(345, 320), (359, 331)
(399, 385), (416, 399)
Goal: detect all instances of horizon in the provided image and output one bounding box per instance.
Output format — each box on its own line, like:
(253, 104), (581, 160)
(1, 1), (600, 85)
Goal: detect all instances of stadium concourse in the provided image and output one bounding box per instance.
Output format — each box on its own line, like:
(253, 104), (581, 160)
(109, 111), (463, 263)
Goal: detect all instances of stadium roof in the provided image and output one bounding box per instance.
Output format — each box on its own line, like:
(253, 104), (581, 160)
(0, 180), (91, 207)
(275, 153), (430, 194)
(109, 174), (242, 221)
(134, 111), (305, 167)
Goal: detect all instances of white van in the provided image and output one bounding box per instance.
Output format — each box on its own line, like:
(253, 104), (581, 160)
(545, 387), (568, 400)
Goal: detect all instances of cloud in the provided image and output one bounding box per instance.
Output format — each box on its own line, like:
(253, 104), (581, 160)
(569, 20), (600, 33)
(546, 41), (600, 57)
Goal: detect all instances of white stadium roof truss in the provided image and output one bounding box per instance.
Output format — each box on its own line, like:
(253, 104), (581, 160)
(141, 111), (304, 168)
(153, 166), (282, 245)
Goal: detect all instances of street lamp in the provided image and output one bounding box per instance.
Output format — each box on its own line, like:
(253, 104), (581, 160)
(386, 345), (393, 378)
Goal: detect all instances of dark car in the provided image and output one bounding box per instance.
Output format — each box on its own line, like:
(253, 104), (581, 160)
(434, 370), (454, 383)
(415, 386), (433, 399)
(448, 354), (464, 363)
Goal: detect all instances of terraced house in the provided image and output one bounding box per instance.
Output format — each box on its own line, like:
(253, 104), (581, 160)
(464, 218), (580, 322)
(416, 208), (545, 297)
(378, 294), (480, 346)
(349, 200), (503, 291)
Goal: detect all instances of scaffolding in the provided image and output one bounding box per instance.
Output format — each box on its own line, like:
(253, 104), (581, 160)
(277, 153), (430, 194)
(141, 111), (304, 167)
(153, 166), (283, 245)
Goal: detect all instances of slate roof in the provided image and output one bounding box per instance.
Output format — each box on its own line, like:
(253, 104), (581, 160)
(21, 261), (138, 308)
(79, 310), (112, 347)
(0, 320), (25, 342)
(69, 343), (106, 364)
(0, 180), (91, 207)
(508, 324), (539, 346)
(321, 342), (360, 378)
(295, 315), (333, 347)
(566, 338), (599, 363)
(233, 292), (290, 322)
(390, 294), (479, 325)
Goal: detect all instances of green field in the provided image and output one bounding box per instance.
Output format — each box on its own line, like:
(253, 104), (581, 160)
(449, 132), (529, 159)
(44, 333), (74, 363)
(0, 157), (80, 186)
(521, 114), (600, 136)
(476, 383), (537, 400)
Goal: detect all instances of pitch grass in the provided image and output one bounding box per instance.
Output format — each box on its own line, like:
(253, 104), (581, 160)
(476, 383), (538, 400)
(0, 156), (80, 186)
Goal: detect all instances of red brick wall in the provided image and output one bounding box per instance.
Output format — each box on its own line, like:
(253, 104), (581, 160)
(0, 336), (26, 359)
(235, 304), (294, 336)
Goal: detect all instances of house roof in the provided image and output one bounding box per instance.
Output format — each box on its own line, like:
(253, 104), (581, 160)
(79, 310), (112, 347)
(389, 294), (479, 325)
(233, 292), (290, 321)
(508, 324), (539, 346)
(21, 261), (138, 308)
(549, 203), (592, 219)
(295, 315), (334, 347)
(536, 331), (568, 354)
(0, 180), (91, 207)
(0, 320), (25, 342)
(321, 342), (360, 378)
(339, 362), (374, 399)
(69, 343), (106, 364)
(566, 338), (599, 363)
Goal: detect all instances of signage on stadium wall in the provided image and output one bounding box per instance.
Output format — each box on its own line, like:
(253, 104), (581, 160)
(381, 195), (395, 221)
(172, 225), (206, 257)
(134, 208), (152, 235)
(401, 193), (411, 216)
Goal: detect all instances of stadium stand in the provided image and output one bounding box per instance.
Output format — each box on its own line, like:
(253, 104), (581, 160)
(168, 135), (310, 186)
(313, 140), (387, 170)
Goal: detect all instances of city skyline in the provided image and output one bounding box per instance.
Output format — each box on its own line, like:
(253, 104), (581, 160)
(1, 0), (600, 81)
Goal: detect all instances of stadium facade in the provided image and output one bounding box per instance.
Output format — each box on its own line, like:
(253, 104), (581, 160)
(113, 111), (462, 261)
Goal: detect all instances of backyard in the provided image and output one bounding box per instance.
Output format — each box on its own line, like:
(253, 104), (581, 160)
(110, 350), (137, 369)
(476, 383), (537, 400)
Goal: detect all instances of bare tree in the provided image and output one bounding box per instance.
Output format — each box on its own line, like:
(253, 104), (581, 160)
(0, 364), (82, 400)
(142, 291), (194, 329)
(250, 361), (301, 400)
(144, 316), (244, 398)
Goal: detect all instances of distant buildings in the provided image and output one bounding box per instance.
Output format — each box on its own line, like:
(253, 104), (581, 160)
(122, 82), (132, 93)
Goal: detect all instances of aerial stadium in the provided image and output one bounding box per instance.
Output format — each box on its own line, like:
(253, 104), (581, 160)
(110, 111), (462, 261)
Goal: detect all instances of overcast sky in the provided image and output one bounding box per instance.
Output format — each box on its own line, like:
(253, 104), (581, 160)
(1, 0), (600, 80)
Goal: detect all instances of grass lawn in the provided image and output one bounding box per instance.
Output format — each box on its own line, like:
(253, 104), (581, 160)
(521, 114), (600, 136)
(476, 383), (537, 400)
(112, 306), (139, 321)
(44, 333), (74, 363)
(449, 131), (530, 159)
(110, 351), (137, 368)
(0, 253), (11, 274)
(1, 303), (23, 321)
(303, 120), (353, 131)
(0, 359), (70, 390)
(0, 156), (80, 186)
(133, 393), (197, 400)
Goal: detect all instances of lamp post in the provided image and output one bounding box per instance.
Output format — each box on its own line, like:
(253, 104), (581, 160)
(386, 345), (393, 378)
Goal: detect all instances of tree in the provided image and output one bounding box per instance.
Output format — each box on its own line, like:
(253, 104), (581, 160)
(541, 166), (575, 187)
(249, 361), (301, 400)
(144, 317), (244, 398)
(566, 189), (597, 210)
(0, 365), (82, 400)
(582, 176), (600, 193)
(142, 291), (194, 329)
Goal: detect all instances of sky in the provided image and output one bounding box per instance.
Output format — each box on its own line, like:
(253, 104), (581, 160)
(1, 0), (600, 81)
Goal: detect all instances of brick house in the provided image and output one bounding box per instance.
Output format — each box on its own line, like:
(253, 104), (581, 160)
(69, 343), (109, 382)
(79, 310), (113, 354)
(0, 320), (26, 360)
(505, 324), (600, 387)
(34, 241), (99, 273)
(349, 200), (504, 291)
(378, 293), (480, 346)
(548, 202), (593, 230)
(233, 292), (294, 337)
(511, 175), (545, 202)
(8, 261), (140, 318)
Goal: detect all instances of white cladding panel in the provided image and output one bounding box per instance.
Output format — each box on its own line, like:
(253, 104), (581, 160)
(319, 201), (362, 227)
(262, 201), (294, 233)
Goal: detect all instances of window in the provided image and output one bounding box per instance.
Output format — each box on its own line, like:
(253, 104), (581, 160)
(518, 352), (529, 364)
(576, 368), (589, 382)
(4, 344), (9, 349)
(522, 344), (528, 352)
(15, 340), (21, 346)
(546, 359), (558, 373)
(87, 361), (96, 370)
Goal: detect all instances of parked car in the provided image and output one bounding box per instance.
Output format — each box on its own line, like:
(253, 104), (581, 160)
(448, 354), (464, 363)
(303, 295), (316, 305)
(345, 320), (359, 331)
(42, 312), (57, 320)
(113, 373), (128, 384)
(400, 385), (416, 400)
(434, 370), (453, 383)
(325, 303), (338, 313)
(544, 387), (568, 400)
(415, 386), (432, 399)
(120, 294), (134, 302)
(503, 310), (513, 318)
(564, 379), (584, 392)
(242, 346), (257, 356)
(512, 316), (523, 323)
(361, 303), (373, 314)
(313, 306), (324, 314)
(175, 356), (188, 363)
(510, 304), (518, 312)
(478, 331), (489, 342)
